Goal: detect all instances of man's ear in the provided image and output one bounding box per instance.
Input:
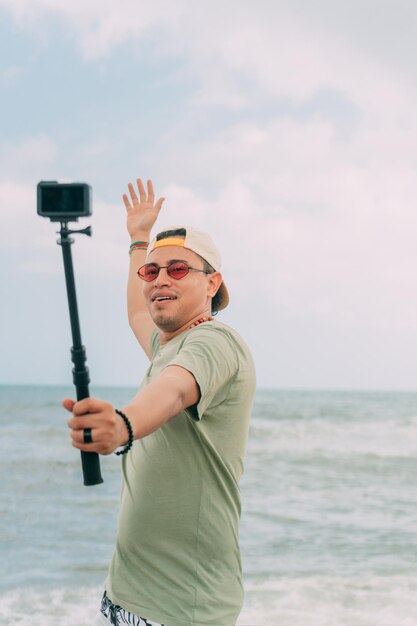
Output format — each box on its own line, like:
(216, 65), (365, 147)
(207, 271), (223, 298)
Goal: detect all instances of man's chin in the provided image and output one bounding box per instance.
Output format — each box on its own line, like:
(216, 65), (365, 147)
(152, 313), (180, 331)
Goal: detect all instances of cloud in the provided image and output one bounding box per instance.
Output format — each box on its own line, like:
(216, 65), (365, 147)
(0, 184), (127, 278)
(0, 136), (62, 270)
(0, 135), (58, 181)
(4, 118), (417, 337)
(0, 0), (186, 59)
(2, 0), (415, 119)
(149, 100), (417, 335)
(2, 0), (417, 387)
(0, 180), (47, 247)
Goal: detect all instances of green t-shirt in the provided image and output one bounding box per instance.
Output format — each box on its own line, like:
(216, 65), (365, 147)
(106, 320), (256, 626)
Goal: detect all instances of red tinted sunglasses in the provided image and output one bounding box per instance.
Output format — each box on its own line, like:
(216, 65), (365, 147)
(137, 261), (211, 282)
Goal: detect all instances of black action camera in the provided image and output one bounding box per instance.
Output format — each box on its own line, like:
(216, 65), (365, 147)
(37, 181), (92, 221)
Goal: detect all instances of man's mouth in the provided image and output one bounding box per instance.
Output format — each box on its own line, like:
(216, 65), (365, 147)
(152, 296), (177, 302)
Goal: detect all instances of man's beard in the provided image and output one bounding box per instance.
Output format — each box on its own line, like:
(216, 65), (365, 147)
(152, 312), (181, 332)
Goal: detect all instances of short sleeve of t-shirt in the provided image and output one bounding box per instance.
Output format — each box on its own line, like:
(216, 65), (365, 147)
(167, 324), (239, 419)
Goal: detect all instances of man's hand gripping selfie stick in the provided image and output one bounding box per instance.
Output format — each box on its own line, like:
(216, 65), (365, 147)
(59, 223), (103, 486)
(37, 181), (103, 486)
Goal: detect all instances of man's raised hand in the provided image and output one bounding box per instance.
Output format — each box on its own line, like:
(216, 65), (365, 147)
(123, 178), (165, 239)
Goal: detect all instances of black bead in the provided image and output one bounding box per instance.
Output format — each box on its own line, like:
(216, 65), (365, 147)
(114, 409), (134, 456)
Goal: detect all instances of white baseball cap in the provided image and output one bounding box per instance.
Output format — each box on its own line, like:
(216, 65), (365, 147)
(148, 226), (229, 311)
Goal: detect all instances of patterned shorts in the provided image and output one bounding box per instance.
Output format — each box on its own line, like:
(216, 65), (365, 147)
(99, 591), (165, 626)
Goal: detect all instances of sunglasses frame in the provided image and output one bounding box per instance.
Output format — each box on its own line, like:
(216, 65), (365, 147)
(137, 260), (211, 282)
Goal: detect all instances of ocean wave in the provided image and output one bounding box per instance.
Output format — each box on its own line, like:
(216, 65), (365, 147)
(248, 415), (417, 458)
(239, 574), (417, 626)
(3, 576), (417, 626)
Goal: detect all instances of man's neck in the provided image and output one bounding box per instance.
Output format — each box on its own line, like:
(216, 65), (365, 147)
(158, 311), (214, 345)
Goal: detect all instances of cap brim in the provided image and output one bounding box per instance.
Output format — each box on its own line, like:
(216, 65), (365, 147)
(216, 281), (229, 311)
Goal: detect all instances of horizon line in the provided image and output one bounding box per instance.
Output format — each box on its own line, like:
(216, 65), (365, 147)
(1, 382), (417, 395)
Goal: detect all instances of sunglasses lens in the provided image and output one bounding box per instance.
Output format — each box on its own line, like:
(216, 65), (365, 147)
(139, 264), (159, 281)
(167, 263), (189, 279)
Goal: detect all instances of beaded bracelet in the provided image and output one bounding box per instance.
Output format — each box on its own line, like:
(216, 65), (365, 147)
(129, 241), (149, 255)
(114, 409), (134, 456)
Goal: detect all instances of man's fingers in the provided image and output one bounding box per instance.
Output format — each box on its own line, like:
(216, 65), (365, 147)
(136, 178), (146, 201)
(147, 179), (155, 202)
(71, 426), (100, 443)
(66, 398), (115, 433)
(155, 197), (165, 212)
(69, 423), (117, 456)
(70, 397), (111, 416)
(125, 178), (161, 209)
(122, 193), (131, 210)
(128, 182), (139, 204)
(71, 427), (94, 443)
(65, 396), (119, 456)
(71, 438), (114, 455)
(62, 398), (76, 412)
(62, 398), (74, 411)
(67, 415), (96, 431)
(67, 411), (114, 435)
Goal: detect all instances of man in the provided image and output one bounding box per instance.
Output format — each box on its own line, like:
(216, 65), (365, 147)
(63, 179), (256, 626)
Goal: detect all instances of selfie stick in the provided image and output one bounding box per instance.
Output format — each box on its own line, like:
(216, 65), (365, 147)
(58, 222), (103, 486)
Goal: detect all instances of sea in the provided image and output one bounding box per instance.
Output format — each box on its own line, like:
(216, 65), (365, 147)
(1, 385), (417, 626)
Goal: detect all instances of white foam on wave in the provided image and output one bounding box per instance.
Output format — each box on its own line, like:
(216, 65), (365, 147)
(249, 415), (417, 458)
(238, 574), (417, 626)
(3, 577), (417, 626)
(0, 586), (103, 626)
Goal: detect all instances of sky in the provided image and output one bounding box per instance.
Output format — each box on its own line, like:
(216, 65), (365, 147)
(1, 0), (417, 390)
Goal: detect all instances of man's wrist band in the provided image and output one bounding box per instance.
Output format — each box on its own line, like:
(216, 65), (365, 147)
(129, 241), (149, 255)
(114, 409), (134, 456)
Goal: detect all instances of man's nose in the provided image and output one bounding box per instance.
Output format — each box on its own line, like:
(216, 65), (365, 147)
(154, 267), (171, 286)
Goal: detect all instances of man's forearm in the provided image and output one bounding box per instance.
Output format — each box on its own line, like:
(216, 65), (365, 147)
(121, 367), (199, 440)
(65, 361), (199, 456)
(127, 230), (150, 322)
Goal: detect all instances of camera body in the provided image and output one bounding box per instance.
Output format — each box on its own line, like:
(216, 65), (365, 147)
(37, 181), (92, 221)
